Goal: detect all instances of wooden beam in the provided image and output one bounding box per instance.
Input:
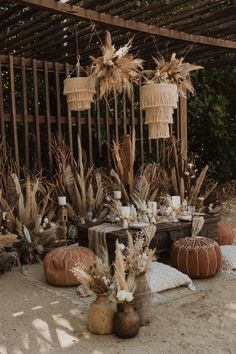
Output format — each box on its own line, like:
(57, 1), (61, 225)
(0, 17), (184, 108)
(9, 0), (236, 50)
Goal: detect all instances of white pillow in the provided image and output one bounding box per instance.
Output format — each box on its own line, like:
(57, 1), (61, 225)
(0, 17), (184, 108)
(220, 245), (236, 273)
(146, 262), (195, 292)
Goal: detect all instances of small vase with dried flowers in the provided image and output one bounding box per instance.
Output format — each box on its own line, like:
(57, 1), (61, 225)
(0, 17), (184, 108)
(115, 224), (156, 326)
(72, 250), (116, 335)
(113, 241), (140, 338)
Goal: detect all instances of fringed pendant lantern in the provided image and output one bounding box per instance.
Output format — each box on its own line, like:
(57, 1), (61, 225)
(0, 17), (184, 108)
(140, 83), (178, 139)
(63, 56), (95, 112)
(64, 76), (96, 111)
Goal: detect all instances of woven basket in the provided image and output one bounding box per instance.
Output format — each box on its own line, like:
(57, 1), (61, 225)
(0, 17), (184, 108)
(64, 76), (96, 111)
(140, 83), (178, 109)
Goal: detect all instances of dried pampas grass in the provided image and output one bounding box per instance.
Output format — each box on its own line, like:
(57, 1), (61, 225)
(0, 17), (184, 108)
(90, 31), (143, 98)
(149, 53), (203, 97)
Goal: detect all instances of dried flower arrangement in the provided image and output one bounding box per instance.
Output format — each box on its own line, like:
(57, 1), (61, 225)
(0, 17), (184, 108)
(114, 240), (136, 303)
(0, 173), (58, 264)
(52, 136), (108, 224)
(163, 136), (218, 209)
(114, 224), (156, 277)
(90, 31), (143, 98)
(148, 53), (203, 97)
(72, 250), (114, 295)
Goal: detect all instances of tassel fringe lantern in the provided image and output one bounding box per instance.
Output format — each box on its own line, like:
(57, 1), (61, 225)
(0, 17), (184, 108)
(140, 83), (178, 139)
(64, 76), (96, 112)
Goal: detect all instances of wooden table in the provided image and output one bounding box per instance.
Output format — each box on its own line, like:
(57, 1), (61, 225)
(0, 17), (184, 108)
(76, 215), (220, 263)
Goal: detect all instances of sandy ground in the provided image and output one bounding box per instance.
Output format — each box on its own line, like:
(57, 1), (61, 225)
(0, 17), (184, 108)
(1, 199), (236, 354)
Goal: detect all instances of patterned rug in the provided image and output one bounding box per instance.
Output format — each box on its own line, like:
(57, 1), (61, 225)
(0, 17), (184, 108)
(21, 263), (236, 309)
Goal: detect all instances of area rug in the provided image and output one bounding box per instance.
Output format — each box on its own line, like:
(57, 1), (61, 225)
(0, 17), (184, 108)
(21, 263), (236, 309)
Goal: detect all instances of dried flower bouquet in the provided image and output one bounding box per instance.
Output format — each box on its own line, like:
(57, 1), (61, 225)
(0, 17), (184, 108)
(90, 31), (143, 98)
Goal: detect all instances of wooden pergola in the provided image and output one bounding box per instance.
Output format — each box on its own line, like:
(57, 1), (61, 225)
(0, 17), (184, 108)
(0, 0), (236, 169)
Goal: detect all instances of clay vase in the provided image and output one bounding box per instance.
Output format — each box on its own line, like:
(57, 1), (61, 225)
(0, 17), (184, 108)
(114, 303), (140, 338)
(133, 273), (152, 326)
(88, 294), (116, 335)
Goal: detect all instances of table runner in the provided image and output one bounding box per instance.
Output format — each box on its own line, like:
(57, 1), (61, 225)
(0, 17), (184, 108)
(88, 223), (122, 258)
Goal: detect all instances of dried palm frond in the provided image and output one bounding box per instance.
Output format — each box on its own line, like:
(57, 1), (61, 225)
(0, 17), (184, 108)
(90, 32), (143, 98)
(148, 53), (203, 97)
(110, 132), (136, 200)
(52, 135), (108, 223)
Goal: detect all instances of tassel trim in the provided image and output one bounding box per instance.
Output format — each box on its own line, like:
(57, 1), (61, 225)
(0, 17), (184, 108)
(148, 122), (170, 139)
(140, 83), (178, 108)
(64, 76), (96, 94)
(144, 106), (174, 124)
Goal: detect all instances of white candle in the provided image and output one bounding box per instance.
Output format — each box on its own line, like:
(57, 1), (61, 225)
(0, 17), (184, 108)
(172, 196), (181, 208)
(148, 201), (157, 213)
(114, 190), (121, 199)
(58, 196), (67, 206)
(121, 206), (131, 218)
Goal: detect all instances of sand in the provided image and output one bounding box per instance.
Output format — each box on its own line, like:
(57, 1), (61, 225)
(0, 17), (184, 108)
(1, 199), (236, 354)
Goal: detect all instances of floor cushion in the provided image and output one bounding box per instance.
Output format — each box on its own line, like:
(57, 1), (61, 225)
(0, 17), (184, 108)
(146, 261), (195, 292)
(220, 245), (236, 272)
(171, 236), (222, 279)
(43, 245), (97, 286)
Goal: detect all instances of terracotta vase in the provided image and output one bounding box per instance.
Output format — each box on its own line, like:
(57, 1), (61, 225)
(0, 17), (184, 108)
(133, 273), (152, 326)
(114, 303), (140, 338)
(88, 294), (116, 335)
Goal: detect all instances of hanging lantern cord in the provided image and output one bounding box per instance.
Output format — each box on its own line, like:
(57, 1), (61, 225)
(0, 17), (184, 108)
(66, 26), (80, 78)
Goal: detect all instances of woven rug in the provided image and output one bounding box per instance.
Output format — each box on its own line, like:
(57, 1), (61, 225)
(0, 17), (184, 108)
(21, 263), (236, 309)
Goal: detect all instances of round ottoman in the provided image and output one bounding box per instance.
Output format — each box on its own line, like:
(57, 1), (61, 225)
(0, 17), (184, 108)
(43, 245), (97, 286)
(216, 221), (234, 245)
(171, 237), (222, 279)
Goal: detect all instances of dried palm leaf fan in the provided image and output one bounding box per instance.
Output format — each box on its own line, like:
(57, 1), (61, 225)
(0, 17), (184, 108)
(141, 53), (203, 139)
(63, 57), (95, 111)
(90, 31), (143, 98)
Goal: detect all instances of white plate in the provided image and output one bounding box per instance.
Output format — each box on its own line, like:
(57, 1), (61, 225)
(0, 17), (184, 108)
(130, 222), (150, 229)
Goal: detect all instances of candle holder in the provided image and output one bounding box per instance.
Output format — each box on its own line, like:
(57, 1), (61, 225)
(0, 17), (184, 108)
(58, 196), (68, 240)
(120, 206), (131, 229)
(147, 201), (157, 223)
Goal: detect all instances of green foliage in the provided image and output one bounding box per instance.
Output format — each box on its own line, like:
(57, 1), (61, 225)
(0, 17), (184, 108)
(188, 67), (236, 181)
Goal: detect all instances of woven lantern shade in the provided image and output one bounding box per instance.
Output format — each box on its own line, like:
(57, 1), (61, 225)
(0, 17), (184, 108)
(148, 122), (170, 139)
(140, 83), (178, 109)
(145, 107), (174, 124)
(64, 76), (96, 111)
(140, 82), (178, 139)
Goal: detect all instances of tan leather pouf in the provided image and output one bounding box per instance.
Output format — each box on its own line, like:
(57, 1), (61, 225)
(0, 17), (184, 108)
(43, 245), (97, 286)
(216, 221), (234, 245)
(171, 237), (222, 279)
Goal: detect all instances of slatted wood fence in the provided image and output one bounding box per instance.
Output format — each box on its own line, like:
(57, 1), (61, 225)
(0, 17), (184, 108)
(0, 54), (186, 171)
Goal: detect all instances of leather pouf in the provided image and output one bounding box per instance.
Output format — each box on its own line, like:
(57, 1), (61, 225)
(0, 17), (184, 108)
(43, 245), (97, 286)
(171, 237), (222, 279)
(216, 221), (234, 245)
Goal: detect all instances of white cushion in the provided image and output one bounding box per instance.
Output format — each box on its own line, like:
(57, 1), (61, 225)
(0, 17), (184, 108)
(220, 245), (236, 272)
(146, 262), (195, 292)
